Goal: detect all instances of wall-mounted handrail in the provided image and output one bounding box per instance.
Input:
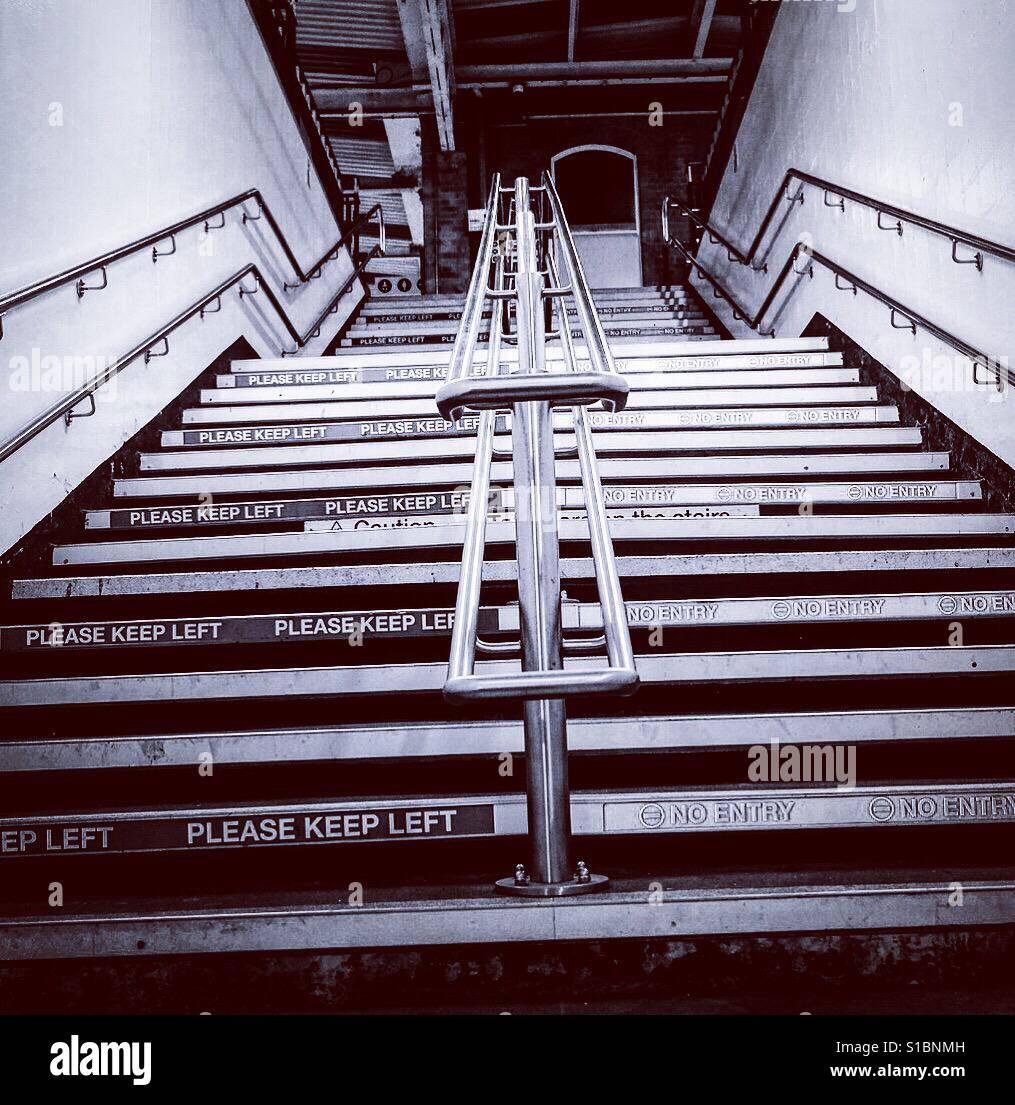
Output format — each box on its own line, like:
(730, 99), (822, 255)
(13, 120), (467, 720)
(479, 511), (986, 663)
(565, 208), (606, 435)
(663, 195), (765, 273)
(0, 192), (382, 340)
(664, 230), (1011, 390)
(665, 234), (768, 334)
(0, 207), (383, 464)
(664, 170), (1015, 274)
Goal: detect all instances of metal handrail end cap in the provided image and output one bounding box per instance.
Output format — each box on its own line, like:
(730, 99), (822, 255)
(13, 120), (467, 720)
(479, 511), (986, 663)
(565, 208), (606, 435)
(437, 371), (629, 421)
(443, 666), (639, 704)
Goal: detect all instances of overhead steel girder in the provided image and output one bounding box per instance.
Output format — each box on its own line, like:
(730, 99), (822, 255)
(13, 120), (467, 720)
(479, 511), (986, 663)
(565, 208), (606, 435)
(690, 0), (718, 59)
(397, 0), (456, 150)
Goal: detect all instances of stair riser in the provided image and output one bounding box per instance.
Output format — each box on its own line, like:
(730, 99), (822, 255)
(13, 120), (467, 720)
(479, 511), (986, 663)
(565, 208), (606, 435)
(85, 482), (982, 532)
(172, 386), (878, 435)
(112, 453), (953, 498)
(200, 370), (864, 413)
(17, 548), (1015, 601)
(230, 336), (833, 372)
(349, 312), (710, 335)
(359, 305), (701, 324)
(219, 354), (846, 389)
(341, 328), (720, 346)
(4, 708), (1012, 771)
(2, 782), (1014, 860)
(7, 591), (1015, 653)
(140, 427), (924, 473)
(160, 407), (902, 453)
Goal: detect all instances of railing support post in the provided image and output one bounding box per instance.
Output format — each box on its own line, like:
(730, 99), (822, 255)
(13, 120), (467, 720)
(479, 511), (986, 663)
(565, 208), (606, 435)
(506, 398), (571, 890)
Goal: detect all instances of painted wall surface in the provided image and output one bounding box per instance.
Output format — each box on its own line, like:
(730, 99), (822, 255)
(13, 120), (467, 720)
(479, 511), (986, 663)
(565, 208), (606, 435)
(692, 0), (1015, 467)
(0, 0), (362, 555)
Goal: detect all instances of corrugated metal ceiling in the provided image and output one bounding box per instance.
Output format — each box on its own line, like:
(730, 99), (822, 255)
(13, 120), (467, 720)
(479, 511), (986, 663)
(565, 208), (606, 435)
(293, 0), (405, 54)
(327, 137), (395, 176)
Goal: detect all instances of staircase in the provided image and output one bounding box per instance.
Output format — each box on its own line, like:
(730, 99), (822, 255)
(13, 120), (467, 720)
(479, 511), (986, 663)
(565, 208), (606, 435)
(3, 198), (1015, 967)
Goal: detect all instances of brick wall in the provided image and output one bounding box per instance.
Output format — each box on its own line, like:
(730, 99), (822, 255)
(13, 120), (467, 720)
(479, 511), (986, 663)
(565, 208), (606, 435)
(473, 114), (711, 286)
(420, 112), (711, 291)
(420, 124), (472, 294)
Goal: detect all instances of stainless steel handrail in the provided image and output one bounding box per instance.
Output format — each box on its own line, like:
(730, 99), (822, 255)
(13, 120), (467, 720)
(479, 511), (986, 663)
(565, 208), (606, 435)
(665, 172), (1015, 274)
(437, 174), (638, 896)
(437, 176), (629, 424)
(0, 195), (382, 337)
(438, 182), (638, 702)
(662, 197), (1011, 390)
(0, 206), (384, 463)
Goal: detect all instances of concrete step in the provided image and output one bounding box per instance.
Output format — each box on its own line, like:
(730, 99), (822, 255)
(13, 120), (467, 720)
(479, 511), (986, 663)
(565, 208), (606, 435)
(230, 335), (832, 372)
(359, 303), (701, 324)
(2, 782), (1014, 862)
(21, 548), (1014, 601)
(84, 481), (982, 533)
(347, 313), (711, 337)
(351, 309), (710, 330)
(2, 646), (1013, 707)
(340, 324), (723, 347)
(159, 407), (902, 454)
(5, 872), (1014, 960)
(112, 452), (953, 498)
(359, 285), (690, 308)
(139, 427), (924, 472)
(218, 352), (847, 392)
(4, 706), (1011, 771)
(199, 368), (863, 412)
(52, 513), (1014, 567)
(7, 590), (1015, 654)
(184, 382), (873, 425)
(170, 386), (879, 440)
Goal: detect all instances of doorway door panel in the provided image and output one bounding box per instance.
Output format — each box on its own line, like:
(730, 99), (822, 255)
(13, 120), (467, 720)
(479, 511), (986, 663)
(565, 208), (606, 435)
(551, 145), (642, 290)
(572, 230), (642, 289)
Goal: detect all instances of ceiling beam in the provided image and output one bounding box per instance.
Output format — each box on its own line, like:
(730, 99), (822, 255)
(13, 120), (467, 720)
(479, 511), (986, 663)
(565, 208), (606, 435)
(335, 172), (419, 191)
(457, 58), (732, 81)
(463, 15), (686, 53)
(459, 76), (727, 91)
(420, 0), (456, 150)
(494, 109), (717, 123)
(567, 0), (579, 62)
(317, 86), (432, 113)
(396, 0), (455, 150)
(455, 0), (559, 8)
(690, 0), (718, 59)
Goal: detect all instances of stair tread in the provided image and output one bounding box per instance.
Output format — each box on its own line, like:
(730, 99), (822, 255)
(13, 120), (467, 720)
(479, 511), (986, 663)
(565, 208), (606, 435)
(2, 646), (1013, 707)
(16, 547), (1015, 599)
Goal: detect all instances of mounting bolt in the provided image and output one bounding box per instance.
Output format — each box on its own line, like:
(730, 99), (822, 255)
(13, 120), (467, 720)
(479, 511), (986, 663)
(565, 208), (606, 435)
(513, 864), (529, 887)
(575, 860), (591, 884)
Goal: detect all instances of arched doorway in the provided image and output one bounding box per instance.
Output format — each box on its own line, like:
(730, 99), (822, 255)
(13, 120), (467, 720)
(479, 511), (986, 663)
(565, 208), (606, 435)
(550, 145), (642, 289)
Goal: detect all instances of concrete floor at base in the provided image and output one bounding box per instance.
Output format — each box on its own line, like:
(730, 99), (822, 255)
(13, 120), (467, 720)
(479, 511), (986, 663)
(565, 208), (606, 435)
(3, 928), (1015, 1014)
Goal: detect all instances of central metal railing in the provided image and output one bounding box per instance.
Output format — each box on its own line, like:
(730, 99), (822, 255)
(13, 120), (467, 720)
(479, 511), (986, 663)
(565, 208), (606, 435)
(436, 173), (639, 897)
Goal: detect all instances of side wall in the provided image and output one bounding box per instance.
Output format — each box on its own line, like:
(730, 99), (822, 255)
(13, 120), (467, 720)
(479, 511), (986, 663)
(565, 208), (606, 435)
(0, 0), (362, 555)
(692, 0), (1015, 468)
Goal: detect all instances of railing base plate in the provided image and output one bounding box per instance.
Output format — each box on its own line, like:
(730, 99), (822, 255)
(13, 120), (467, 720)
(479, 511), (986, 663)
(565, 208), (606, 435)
(495, 873), (609, 897)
